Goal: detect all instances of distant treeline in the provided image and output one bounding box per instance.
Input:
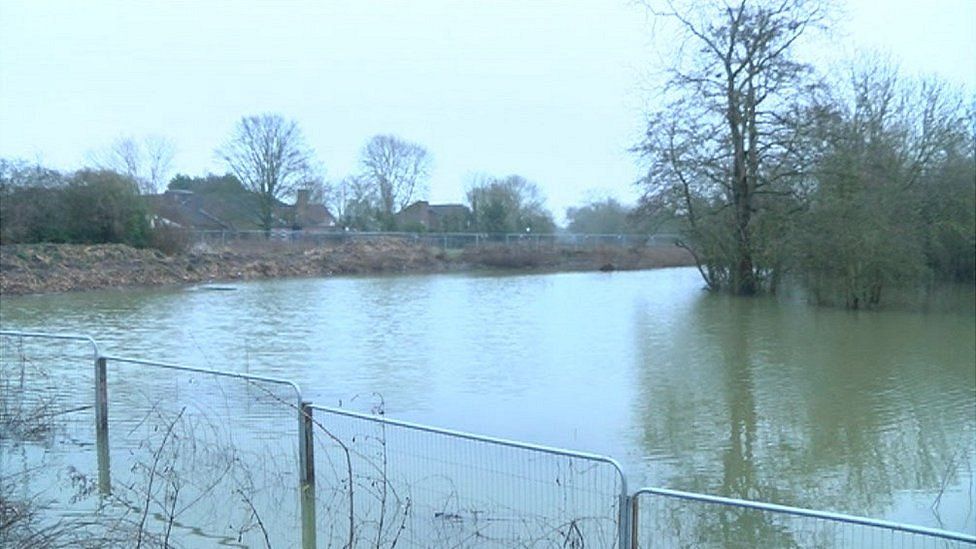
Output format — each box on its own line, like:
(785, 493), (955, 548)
(0, 158), (662, 251)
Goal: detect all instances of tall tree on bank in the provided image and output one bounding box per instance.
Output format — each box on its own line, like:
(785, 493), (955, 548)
(217, 114), (316, 233)
(359, 134), (432, 230)
(636, 0), (825, 295)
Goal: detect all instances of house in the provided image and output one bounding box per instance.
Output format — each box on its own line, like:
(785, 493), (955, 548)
(395, 201), (472, 232)
(147, 185), (336, 231)
(146, 189), (239, 230)
(291, 189), (336, 231)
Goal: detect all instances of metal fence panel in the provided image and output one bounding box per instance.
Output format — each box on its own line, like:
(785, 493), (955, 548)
(6, 331), (974, 548)
(0, 332), (106, 544)
(103, 356), (304, 548)
(633, 488), (976, 549)
(310, 405), (627, 548)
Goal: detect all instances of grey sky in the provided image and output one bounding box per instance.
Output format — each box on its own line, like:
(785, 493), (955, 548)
(1, 0), (973, 223)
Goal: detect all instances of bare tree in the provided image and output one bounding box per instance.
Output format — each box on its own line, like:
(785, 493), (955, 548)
(143, 136), (175, 194)
(87, 135), (175, 194)
(216, 114), (317, 233)
(107, 137), (140, 178)
(635, 0), (826, 295)
(359, 135), (431, 229)
(326, 175), (380, 230)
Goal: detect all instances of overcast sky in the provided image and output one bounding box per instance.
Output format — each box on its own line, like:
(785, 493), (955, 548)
(1, 0), (974, 223)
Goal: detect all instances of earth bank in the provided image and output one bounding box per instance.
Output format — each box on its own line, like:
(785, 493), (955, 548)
(0, 240), (694, 295)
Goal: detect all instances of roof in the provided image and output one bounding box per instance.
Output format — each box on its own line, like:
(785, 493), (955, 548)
(147, 189), (336, 230)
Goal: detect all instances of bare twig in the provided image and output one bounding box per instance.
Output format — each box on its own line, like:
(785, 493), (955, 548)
(236, 488), (272, 549)
(136, 406), (186, 549)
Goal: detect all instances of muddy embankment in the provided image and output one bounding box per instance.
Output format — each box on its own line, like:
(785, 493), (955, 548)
(0, 240), (694, 295)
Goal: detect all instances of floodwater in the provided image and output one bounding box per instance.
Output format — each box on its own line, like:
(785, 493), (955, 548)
(1, 267), (974, 538)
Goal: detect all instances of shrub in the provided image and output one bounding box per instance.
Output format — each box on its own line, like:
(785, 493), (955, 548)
(0, 166), (151, 247)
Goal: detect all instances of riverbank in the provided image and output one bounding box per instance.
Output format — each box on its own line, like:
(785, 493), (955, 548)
(0, 240), (694, 295)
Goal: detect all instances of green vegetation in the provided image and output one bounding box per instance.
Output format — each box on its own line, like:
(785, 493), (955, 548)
(1, 163), (150, 247)
(466, 175), (556, 236)
(566, 198), (634, 234)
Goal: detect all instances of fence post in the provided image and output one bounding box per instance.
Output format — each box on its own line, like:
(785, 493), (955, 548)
(630, 493), (639, 549)
(619, 493), (633, 549)
(299, 401), (316, 549)
(94, 356), (111, 495)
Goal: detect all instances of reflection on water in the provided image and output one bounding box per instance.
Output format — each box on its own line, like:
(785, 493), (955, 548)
(1, 268), (973, 534)
(633, 280), (976, 535)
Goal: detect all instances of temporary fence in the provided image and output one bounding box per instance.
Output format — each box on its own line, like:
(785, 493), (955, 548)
(0, 333), (103, 545)
(189, 229), (681, 251)
(101, 355), (304, 547)
(309, 404), (627, 548)
(2, 330), (974, 548)
(632, 487), (976, 548)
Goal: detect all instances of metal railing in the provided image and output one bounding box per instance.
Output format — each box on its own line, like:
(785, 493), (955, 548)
(632, 487), (976, 548)
(188, 229), (681, 250)
(2, 330), (974, 548)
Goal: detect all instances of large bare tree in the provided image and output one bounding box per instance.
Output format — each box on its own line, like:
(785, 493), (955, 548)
(636, 0), (826, 295)
(217, 114), (316, 233)
(359, 134), (431, 229)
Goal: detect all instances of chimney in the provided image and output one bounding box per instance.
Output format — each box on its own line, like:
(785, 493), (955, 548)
(295, 189), (310, 228)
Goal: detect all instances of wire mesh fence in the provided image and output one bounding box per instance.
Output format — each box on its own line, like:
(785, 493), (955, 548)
(103, 356), (303, 548)
(632, 488), (976, 549)
(188, 229), (681, 251)
(0, 332), (108, 545)
(3, 331), (974, 548)
(309, 404), (627, 548)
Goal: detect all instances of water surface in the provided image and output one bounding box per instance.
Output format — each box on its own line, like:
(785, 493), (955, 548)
(2, 267), (973, 534)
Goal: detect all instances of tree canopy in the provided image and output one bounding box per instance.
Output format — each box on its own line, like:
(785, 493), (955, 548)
(466, 175), (555, 235)
(566, 198), (633, 234)
(359, 134), (432, 230)
(216, 114), (317, 232)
